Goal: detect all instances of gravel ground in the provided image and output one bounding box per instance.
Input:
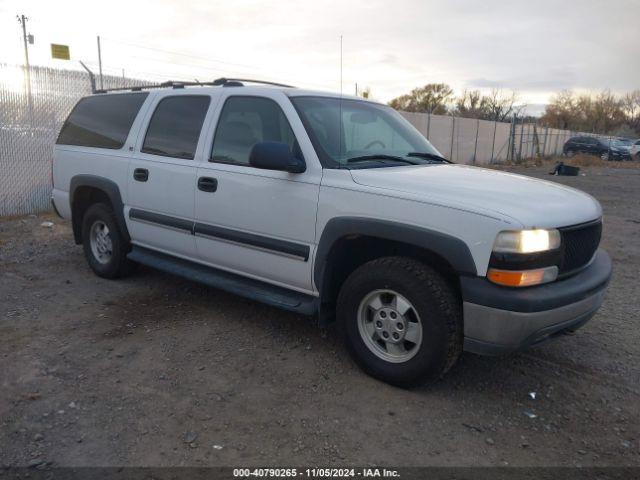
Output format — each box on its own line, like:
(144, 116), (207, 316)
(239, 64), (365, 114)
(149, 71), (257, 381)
(0, 166), (638, 468)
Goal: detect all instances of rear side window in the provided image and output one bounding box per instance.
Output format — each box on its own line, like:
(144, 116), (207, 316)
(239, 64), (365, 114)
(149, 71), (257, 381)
(142, 95), (211, 160)
(211, 96), (297, 166)
(57, 93), (148, 149)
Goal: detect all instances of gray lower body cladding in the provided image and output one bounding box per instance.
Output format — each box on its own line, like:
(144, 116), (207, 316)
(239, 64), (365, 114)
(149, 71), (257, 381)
(461, 249), (612, 355)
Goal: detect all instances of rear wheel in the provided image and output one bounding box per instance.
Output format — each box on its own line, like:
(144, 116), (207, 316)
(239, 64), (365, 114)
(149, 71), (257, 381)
(337, 256), (462, 387)
(600, 152), (610, 161)
(566, 149), (575, 158)
(81, 203), (135, 279)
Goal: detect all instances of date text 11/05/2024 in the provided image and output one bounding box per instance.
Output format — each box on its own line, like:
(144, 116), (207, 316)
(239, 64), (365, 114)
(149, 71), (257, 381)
(232, 468), (400, 478)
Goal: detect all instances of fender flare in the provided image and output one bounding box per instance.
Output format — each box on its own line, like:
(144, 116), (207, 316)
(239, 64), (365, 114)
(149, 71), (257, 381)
(314, 217), (477, 293)
(69, 175), (129, 244)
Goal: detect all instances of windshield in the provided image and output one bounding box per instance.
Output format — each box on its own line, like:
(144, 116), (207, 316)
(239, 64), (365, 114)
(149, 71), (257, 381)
(290, 96), (444, 168)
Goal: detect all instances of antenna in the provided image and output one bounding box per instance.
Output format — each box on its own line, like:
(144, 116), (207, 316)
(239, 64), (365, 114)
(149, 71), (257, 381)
(339, 35), (344, 166)
(340, 35), (343, 95)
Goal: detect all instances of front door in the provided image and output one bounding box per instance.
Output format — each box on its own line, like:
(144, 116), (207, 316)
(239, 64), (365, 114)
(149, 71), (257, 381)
(194, 92), (321, 293)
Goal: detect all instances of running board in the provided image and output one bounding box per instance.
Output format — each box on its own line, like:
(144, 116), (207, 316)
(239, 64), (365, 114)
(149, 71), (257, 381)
(127, 246), (318, 315)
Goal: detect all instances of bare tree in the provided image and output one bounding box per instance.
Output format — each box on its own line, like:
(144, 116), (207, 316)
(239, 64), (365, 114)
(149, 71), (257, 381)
(622, 90), (640, 130)
(358, 86), (372, 99)
(453, 90), (487, 118)
(389, 83), (454, 114)
(540, 89), (634, 135)
(540, 90), (579, 130)
(591, 90), (625, 133)
(485, 89), (519, 122)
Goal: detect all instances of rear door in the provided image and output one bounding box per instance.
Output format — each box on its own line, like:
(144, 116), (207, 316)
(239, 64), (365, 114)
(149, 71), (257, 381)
(193, 91), (321, 293)
(126, 92), (214, 258)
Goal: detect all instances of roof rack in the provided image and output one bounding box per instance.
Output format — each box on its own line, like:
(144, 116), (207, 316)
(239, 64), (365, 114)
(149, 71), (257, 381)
(212, 77), (295, 88)
(94, 77), (295, 94)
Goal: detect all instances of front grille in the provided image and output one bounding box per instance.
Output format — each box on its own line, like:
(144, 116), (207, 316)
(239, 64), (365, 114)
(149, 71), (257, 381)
(559, 220), (602, 275)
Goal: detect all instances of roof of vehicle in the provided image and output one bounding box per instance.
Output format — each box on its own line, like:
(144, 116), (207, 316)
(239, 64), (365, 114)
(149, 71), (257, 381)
(93, 77), (378, 104)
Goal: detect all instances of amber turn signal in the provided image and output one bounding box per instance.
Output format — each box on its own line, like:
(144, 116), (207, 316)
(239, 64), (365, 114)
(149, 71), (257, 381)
(487, 266), (558, 287)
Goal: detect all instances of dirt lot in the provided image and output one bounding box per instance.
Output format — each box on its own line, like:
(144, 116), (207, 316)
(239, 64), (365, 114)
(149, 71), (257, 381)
(1, 165), (638, 469)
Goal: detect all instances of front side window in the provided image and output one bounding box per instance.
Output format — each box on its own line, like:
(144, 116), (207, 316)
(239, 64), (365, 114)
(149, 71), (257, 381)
(142, 95), (211, 160)
(211, 96), (298, 166)
(290, 96), (442, 168)
(57, 93), (148, 149)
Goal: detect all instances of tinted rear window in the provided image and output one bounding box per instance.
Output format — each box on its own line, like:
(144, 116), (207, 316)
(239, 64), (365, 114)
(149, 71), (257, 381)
(57, 93), (148, 149)
(142, 95), (211, 160)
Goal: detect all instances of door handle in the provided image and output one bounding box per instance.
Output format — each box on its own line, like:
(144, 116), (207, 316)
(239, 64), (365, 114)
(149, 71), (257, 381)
(198, 176), (218, 192)
(133, 168), (149, 182)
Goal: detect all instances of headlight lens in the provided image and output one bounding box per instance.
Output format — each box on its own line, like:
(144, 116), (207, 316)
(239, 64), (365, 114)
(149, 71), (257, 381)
(493, 229), (560, 254)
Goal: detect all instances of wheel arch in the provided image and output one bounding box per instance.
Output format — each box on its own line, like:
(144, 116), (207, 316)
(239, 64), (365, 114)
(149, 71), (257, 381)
(70, 175), (129, 245)
(314, 217), (477, 325)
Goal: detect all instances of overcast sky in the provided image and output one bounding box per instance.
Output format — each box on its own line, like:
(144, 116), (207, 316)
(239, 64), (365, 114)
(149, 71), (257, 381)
(1, 0), (638, 109)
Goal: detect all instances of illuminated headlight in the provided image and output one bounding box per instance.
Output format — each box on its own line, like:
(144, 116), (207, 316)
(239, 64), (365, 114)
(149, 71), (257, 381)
(493, 229), (561, 254)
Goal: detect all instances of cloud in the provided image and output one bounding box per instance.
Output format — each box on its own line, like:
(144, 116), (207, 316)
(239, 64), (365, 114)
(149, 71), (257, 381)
(0, 0), (638, 103)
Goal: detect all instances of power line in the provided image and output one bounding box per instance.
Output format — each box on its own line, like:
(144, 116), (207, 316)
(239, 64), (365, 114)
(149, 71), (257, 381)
(99, 37), (336, 91)
(102, 37), (268, 71)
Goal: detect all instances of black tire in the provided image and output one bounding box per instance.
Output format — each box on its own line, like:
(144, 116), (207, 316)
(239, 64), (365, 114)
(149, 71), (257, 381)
(81, 203), (135, 279)
(337, 256), (462, 388)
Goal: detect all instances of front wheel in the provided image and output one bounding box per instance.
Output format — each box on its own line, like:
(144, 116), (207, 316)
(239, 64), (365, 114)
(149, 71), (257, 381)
(81, 203), (135, 279)
(337, 257), (463, 387)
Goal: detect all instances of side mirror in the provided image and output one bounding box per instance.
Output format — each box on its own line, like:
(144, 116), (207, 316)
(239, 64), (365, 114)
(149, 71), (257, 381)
(249, 141), (306, 173)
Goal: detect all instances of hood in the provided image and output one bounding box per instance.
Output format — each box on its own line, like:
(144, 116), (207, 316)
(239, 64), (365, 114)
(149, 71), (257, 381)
(350, 164), (601, 228)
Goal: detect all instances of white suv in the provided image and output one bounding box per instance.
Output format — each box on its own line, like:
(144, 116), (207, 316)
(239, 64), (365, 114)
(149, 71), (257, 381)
(51, 78), (612, 387)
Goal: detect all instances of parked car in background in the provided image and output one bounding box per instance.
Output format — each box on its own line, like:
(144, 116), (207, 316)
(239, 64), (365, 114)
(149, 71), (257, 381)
(628, 139), (640, 161)
(563, 136), (631, 161)
(612, 138), (634, 158)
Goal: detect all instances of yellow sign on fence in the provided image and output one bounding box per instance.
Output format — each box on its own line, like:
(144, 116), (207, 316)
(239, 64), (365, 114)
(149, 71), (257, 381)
(50, 44), (70, 60)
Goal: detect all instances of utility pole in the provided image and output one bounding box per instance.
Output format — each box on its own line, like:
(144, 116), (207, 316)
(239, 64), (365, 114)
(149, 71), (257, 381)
(17, 14), (34, 124)
(17, 15), (30, 68)
(97, 35), (104, 90)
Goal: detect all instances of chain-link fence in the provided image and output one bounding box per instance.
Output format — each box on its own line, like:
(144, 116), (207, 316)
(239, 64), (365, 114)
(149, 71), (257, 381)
(0, 64), (147, 217)
(0, 63), (621, 218)
(400, 111), (620, 165)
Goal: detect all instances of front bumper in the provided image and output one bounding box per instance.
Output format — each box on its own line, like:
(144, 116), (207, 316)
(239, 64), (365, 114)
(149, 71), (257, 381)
(461, 249), (612, 355)
(609, 150), (631, 160)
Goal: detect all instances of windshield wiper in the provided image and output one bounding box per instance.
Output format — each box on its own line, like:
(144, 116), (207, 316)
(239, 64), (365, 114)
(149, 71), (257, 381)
(407, 152), (452, 163)
(345, 154), (421, 165)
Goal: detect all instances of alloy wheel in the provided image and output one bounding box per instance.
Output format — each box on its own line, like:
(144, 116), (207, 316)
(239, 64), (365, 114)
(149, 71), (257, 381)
(89, 220), (113, 264)
(357, 289), (423, 363)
